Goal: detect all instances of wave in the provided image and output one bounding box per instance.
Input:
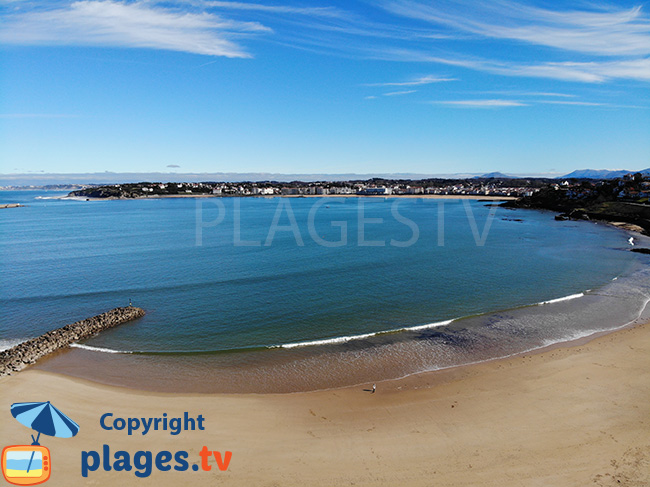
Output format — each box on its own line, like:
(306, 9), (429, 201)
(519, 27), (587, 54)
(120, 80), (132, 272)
(62, 289), (593, 355)
(403, 319), (454, 332)
(277, 331), (379, 349)
(70, 343), (133, 354)
(60, 196), (92, 201)
(67, 319), (458, 355)
(0, 338), (28, 352)
(537, 292), (584, 305)
(278, 319), (455, 349)
(539, 329), (600, 348)
(54, 286), (618, 356)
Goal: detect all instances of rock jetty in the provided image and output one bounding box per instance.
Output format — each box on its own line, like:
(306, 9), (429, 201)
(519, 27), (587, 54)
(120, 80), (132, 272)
(0, 306), (145, 377)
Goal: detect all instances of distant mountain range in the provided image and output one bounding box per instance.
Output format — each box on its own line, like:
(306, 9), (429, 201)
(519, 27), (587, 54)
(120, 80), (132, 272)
(474, 172), (512, 179)
(1, 168), (648, 187)
(561, 168), (650, 179)
(0, 171), (558, 186)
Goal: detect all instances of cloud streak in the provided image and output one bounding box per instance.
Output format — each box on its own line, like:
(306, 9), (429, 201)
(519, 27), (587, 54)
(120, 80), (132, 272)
(381, 0), (650, 56)
(432, 99), (528, 108)
(2, 1), (649, 86)
(375, 48), (650, 83)
(365, 75), (456, 87)
(383, 90), (417, 96)
(0, 0), (270, 57)
(204, 1), (342, 18)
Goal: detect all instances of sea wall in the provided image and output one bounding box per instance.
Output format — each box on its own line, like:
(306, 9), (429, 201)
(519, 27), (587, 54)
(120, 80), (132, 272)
(0, 306), (145, 377)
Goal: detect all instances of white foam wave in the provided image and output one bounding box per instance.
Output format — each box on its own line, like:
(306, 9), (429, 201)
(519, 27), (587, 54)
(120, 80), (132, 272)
(278, 319), (454, 349)
(279, 331), (379, 349)
(62, 196), (91, 201)
(537, 292), (584, 305)
(402, 319), (454, 332)
(539, 329), (599, 348)
(70, 343), (131, 354)
(0, 338), (28, 352)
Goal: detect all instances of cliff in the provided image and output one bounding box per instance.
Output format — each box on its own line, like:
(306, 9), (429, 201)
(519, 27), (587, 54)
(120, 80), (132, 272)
(0, 306), (145, 377)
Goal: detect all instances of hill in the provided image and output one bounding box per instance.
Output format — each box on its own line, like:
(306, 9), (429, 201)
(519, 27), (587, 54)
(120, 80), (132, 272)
(474, 172), (512, 179)
(561, 168), (650, 179)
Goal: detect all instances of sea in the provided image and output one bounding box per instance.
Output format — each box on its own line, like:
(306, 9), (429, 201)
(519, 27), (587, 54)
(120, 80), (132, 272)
(2, 190), (649, 392)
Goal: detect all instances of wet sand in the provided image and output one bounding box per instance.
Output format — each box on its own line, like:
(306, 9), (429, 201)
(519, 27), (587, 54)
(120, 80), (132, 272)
(1, 321), (649, 486)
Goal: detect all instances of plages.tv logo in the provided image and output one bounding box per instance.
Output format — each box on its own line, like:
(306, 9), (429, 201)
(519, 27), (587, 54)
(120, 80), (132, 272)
(2, 401), (79, 486)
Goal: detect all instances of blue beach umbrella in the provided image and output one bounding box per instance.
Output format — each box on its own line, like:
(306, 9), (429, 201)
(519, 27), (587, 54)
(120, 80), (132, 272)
(10, 401), (80, 472)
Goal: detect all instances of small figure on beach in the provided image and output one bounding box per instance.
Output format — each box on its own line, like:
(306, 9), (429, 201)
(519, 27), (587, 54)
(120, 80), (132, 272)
(372, 383), (376, 394)
(129, 298), (132, 306)
(628, 237), (635, 246)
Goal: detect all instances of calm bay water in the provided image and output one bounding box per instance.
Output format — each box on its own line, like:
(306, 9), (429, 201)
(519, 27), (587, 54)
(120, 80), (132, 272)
(1, 190), (649, 392)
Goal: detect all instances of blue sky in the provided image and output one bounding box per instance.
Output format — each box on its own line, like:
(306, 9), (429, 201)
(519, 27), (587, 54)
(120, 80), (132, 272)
(1, 0), (649, 176)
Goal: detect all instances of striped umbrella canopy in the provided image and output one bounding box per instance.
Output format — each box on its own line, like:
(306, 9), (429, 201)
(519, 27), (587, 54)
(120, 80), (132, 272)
(11, 401), (80, 440)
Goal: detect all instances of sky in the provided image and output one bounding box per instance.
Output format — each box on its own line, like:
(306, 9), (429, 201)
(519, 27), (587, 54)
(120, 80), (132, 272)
(1, 0), (649, 177)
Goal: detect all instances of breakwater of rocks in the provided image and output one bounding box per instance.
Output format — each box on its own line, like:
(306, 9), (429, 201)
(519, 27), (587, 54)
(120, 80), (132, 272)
(0, 306), (145, 377)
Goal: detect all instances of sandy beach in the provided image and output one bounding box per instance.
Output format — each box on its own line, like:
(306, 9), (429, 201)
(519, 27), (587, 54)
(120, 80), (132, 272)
(1, 321), (649, 486)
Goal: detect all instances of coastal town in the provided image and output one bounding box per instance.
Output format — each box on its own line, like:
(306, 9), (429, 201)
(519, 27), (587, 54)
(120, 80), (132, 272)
(57, 172), (648, 236)
(59, 177), (541, 199)
(55, 173), (648, 201)
(3, 172), (649, 233)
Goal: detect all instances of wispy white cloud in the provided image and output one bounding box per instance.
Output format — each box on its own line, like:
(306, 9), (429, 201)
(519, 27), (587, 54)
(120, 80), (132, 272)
(534, 100), (647, 109)
(383, 90), (417, 96)
(432, 99), (528, 108)
(0, 1), (270, 57)
(527, 92), (576, 98)
(537, 100), (605, 106)
(203, 1), (342, 18)
(381, 0), (650, 56)
(428, 97), (647, 109)
(365, 74), (456, 87)
(2, 1), (649, 87)
(374, 48), (650, 83)
(499, 58), (650, 83)
(474, 90), (577, 98)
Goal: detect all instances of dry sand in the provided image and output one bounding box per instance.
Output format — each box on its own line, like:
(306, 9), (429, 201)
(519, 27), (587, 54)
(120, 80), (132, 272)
(1, 322), (649, 486)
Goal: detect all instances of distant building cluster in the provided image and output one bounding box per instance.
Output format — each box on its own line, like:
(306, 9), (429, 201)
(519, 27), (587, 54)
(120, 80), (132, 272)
(120, 180), (535, 198)
(7, 173), (649, 208)
(548, 173), (650, 201)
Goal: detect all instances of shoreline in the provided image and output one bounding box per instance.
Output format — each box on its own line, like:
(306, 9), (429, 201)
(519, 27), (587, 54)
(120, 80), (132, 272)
(29, 244), (650, 395)
(31, 288), (650, 395)
(1, 320), (649, 485)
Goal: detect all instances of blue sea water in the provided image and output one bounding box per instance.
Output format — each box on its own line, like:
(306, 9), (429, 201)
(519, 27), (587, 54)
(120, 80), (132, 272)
(1, 190), (649, 392)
